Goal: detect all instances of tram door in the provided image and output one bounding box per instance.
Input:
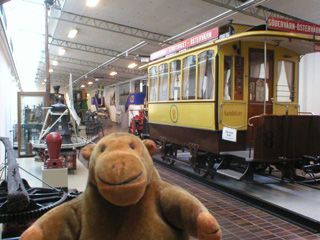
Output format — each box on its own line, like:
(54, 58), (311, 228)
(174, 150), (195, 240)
(247, 48), (274, 144)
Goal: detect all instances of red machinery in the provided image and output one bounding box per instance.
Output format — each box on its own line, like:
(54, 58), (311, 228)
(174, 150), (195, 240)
(44, 132), (64, 169)
(129, 110), (144, 137)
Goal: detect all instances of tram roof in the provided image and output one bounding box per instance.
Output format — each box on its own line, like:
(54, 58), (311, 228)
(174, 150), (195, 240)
(141, 30), (320, 68)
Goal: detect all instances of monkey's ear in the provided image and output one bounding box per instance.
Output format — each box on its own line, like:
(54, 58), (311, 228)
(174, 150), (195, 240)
(81, 144), (96, 161)
(143, 139), (157, 156)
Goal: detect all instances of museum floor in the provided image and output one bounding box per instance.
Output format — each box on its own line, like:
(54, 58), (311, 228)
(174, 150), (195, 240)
(6, 123), (320, 240)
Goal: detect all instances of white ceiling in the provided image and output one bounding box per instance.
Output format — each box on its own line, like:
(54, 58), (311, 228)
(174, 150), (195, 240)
(37, 0), (320, 89)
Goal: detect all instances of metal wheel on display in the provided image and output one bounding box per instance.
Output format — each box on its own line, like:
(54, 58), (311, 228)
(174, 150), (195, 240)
(67, 189), (82, 200)
(0, 181), (68, 223)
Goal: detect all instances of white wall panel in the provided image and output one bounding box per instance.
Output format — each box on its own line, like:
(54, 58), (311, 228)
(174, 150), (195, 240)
(299, 52), (320, 115)
(0, 44), (18, 160)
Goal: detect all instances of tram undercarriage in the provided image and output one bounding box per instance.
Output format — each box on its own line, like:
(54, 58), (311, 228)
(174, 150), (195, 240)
(158, 142), (320, 182)
(156, 115), (320, 183)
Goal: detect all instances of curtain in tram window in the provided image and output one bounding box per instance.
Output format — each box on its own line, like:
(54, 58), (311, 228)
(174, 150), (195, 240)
(250, 59), (261, 78)
(170, 62), (176, 100)
(208, 55), (215, 99)
(198, 53), (207, 99)
(250, 52), (269, 79)
(183, 58), (191, 99)
(284, 61), (294, 101)
(277, 61), (282, 85)
(170, 60), (181, 100)
(223, 56), (233, 100)
(159, 64), (168, 101)
(224, 69), (231, 100)
(149, 67), (158, 102)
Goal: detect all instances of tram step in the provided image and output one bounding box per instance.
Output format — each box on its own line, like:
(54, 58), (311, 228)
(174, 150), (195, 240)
(216, 169), (244, 180)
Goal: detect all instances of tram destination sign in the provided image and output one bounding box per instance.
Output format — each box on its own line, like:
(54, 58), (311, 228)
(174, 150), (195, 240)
(150, 27), (219, 61)
(267, 17), (320, 37)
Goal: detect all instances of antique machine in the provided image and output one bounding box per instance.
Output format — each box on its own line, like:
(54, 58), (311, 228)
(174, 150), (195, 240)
(33, 93), (90, 172)
(0, 137), (69, 238)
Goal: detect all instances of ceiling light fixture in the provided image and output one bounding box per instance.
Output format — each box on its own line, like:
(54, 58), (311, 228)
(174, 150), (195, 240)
(52, 60), (58, 66)
(58, 48), (66, 56)
(44, 79), (47, 82)
(86, 0), (99, 7)
(68, 28), (78, 39)
(128, 63), (138, 69)
(42, 82), (45, 85)
(110, 71), (117, 76)
(81, 84), (85, 88)
(49, 68), (53, 73)
(88, 81), (93, 85)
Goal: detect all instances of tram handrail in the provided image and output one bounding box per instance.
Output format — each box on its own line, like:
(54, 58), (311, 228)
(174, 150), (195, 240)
(219, 102), (248, 129)
(248, 115), (264, 127)
(298, 111), (315, 115)
(271, 99), (299, 115)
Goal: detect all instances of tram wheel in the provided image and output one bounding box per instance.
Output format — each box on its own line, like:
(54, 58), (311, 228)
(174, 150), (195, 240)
(193, 159), (209, 177)
(193, 166), (208, 177)
(161, 156), (175, 165)
(255, 163), (269, 173)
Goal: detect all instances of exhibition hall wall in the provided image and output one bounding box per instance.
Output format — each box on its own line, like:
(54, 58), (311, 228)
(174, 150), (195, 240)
(299, 52), (320, 115)
(0, 39), (18, 161)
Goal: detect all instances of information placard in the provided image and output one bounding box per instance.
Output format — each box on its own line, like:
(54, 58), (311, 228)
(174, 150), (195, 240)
(222, 127), (237, 142)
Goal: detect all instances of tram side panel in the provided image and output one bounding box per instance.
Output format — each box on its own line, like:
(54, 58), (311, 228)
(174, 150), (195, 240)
(148, 102), (246, 153)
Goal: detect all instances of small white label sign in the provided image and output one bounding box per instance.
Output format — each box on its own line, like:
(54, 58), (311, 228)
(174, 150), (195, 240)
(222, 127), (237, 142)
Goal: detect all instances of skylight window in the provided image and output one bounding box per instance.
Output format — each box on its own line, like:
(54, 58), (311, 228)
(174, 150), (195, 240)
(86, 0), (99, 7)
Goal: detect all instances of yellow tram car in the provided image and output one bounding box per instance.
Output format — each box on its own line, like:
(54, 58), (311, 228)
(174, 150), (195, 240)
(145, 20), (320, 181)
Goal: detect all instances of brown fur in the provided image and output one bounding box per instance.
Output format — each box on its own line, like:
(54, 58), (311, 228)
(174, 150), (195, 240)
(21, 133), (221, 240)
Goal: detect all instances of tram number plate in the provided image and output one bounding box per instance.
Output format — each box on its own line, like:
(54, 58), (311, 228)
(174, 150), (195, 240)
(222, 127), (237, 142)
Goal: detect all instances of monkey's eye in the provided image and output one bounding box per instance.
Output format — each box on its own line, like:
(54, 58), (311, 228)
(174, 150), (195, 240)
(129, 144), (135, 150)
(101, 146), (106, 152)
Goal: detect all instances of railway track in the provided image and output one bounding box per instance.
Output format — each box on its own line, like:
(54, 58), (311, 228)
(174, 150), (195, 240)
(153, 154), (320, 233)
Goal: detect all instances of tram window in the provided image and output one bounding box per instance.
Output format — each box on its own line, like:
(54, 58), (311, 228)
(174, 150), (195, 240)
(223, 55), (233, 100)
(198, 51), (215, 100)
(182, 55), (196, 100)
(277, 61), (295, 102)
(149, 66), (158, 102)
(249, 80), (269, 102)
(250, 51), (269, 79)
(159, 63), (168, 101)
(169, 60), (181, 101)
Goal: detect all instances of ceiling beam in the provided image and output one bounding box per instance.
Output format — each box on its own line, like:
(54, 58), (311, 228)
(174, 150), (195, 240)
(49, 10), (171, 43)
(202, 0), (311, 22)
(37, 68), (128, 83)
(45, 55), (146, 76)
(50, 38), (137, 59)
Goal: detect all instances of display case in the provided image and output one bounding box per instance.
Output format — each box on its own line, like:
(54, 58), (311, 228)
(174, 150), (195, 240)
(18, 92), (46, 157)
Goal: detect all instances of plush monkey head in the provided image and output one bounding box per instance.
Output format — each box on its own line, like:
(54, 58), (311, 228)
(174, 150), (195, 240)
(82, 133), (159, 206)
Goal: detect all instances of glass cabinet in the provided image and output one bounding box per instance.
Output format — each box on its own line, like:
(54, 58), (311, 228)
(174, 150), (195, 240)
(18, 92), (46, 157)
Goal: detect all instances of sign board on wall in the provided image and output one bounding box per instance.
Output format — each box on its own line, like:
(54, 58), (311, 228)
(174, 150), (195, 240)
(267, 17), (320, 37)
(150, 27), (219, 61)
